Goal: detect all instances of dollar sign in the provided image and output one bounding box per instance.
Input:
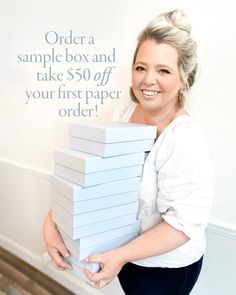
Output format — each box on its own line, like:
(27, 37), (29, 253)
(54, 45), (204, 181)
(67, 68), (74, 81)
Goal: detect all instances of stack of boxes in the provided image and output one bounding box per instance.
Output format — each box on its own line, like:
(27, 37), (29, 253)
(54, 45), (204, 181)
(51, 121), (156, 283)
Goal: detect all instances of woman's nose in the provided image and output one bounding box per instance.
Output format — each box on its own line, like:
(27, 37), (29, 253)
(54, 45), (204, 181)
(142, 70), (157, 86)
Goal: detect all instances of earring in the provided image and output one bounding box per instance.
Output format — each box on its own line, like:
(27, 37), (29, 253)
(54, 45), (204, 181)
(178, 88), (185, 107)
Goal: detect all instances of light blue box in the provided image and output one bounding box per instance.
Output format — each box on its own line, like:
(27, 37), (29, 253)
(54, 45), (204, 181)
(70, 136), (155, 157)
(69, 122), (157, 143)
(67, 255), (100, 273)
(55, 163), (143, 187)
(54, 148), (144, 173)
(51, 175), (141, 202)
(52, 211), (138, 239)
(60, 230), (139, 260)
(65, 256), (100, 285)
(52, 189), (139, 214)
(59, 221), (140, 250)
(52, 200), (138, 227)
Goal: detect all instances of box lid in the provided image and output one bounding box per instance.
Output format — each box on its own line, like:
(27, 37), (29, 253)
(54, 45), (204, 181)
(51, 175), (141, 201)
(69, 121), (157, 143)
(70, 136), (155, 157)
(54, 148), (144, 173)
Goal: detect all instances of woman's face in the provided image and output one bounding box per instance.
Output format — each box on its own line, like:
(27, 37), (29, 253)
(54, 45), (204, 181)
(132, 40), (183, 115)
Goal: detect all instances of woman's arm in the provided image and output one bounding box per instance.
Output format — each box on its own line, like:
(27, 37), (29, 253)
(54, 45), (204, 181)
(84, 220), (189, 288)
(43, 210), (72, 270)
(117, 220), (189, 262)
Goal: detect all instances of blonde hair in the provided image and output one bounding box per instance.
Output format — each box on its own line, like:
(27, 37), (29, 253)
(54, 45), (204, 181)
(130, 9), (197, 108)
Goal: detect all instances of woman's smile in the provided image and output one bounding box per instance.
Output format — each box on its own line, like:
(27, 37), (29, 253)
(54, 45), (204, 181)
(142, 89), (161, 99)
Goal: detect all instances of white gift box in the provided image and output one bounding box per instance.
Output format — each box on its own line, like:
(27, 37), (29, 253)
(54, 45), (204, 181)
(52, 189), (139, 214)
(66, 262), (95, 285)
(52, 211), (138, 239)
(65, 256), (100, 285)
(54, 148), (144, 173)
(55, 163), (143, 187)
(64, 255), (100, 285)
(69, 122), (157, 143)
(60, 229), (139, 260)
(70, 136), (154, 157)
(67, 256), (100, 273)
(52, 200), (138, 227)
(51, 175), (141, 202)
(59, 221), (139, 250)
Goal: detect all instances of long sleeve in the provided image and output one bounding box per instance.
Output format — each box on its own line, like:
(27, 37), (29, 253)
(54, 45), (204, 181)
(135, 115), (214, 267)
(156, 118), (214, 240)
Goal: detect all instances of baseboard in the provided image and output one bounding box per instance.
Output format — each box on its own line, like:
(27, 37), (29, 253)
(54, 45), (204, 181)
(0, 247), (75, 295)
(0, 233), (101, 295)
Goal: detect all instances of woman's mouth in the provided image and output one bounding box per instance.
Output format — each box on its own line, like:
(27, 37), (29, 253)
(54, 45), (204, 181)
(142, 90), (160, 98)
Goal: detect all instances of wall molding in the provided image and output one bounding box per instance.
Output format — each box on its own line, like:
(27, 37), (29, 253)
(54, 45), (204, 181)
(0, 156), (51, 180)
(207, 217), (236, 240)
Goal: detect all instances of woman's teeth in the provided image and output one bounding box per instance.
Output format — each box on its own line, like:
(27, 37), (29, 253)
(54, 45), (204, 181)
(142, 90), (159, 96)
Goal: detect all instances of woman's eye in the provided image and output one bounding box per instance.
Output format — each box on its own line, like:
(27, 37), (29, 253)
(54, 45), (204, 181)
(160, 69), (170, 74)
(134, 66), (145, 72)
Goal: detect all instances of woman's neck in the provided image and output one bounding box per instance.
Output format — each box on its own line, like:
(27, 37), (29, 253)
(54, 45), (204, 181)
(129, 104), (187, 135)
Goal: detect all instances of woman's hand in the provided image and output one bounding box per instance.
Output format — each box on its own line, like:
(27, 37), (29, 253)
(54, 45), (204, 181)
(84, 249), (125, 288)
(43, 210), (72, 270)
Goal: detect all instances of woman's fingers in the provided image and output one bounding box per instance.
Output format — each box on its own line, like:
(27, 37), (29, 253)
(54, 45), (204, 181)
(51, 259), (68, 271)
(56, 240), (70, 259)
(93, 279), (110, 289)
(84, 269), (110, 289)
(49, 247), (72, 270)
(83, 268), (102, 282)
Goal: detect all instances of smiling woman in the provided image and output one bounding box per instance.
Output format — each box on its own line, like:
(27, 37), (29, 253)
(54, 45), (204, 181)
(43, 9), (214, 295)
(84, 10), (213, 294)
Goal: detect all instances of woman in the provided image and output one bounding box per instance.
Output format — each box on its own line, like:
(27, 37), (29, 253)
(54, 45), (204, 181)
(43, 9), (214, 295)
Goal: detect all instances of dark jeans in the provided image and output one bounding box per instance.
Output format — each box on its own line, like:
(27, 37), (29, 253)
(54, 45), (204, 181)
(118, 256), (203, 295)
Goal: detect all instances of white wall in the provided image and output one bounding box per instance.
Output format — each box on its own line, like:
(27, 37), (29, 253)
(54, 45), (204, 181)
(1, 0), (236, 294)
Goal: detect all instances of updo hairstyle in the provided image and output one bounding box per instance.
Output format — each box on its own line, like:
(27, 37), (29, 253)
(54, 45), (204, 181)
(130, 9), (197, 108)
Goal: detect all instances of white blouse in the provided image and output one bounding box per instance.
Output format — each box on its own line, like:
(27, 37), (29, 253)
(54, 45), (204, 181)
(104, 102), (214, 268)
